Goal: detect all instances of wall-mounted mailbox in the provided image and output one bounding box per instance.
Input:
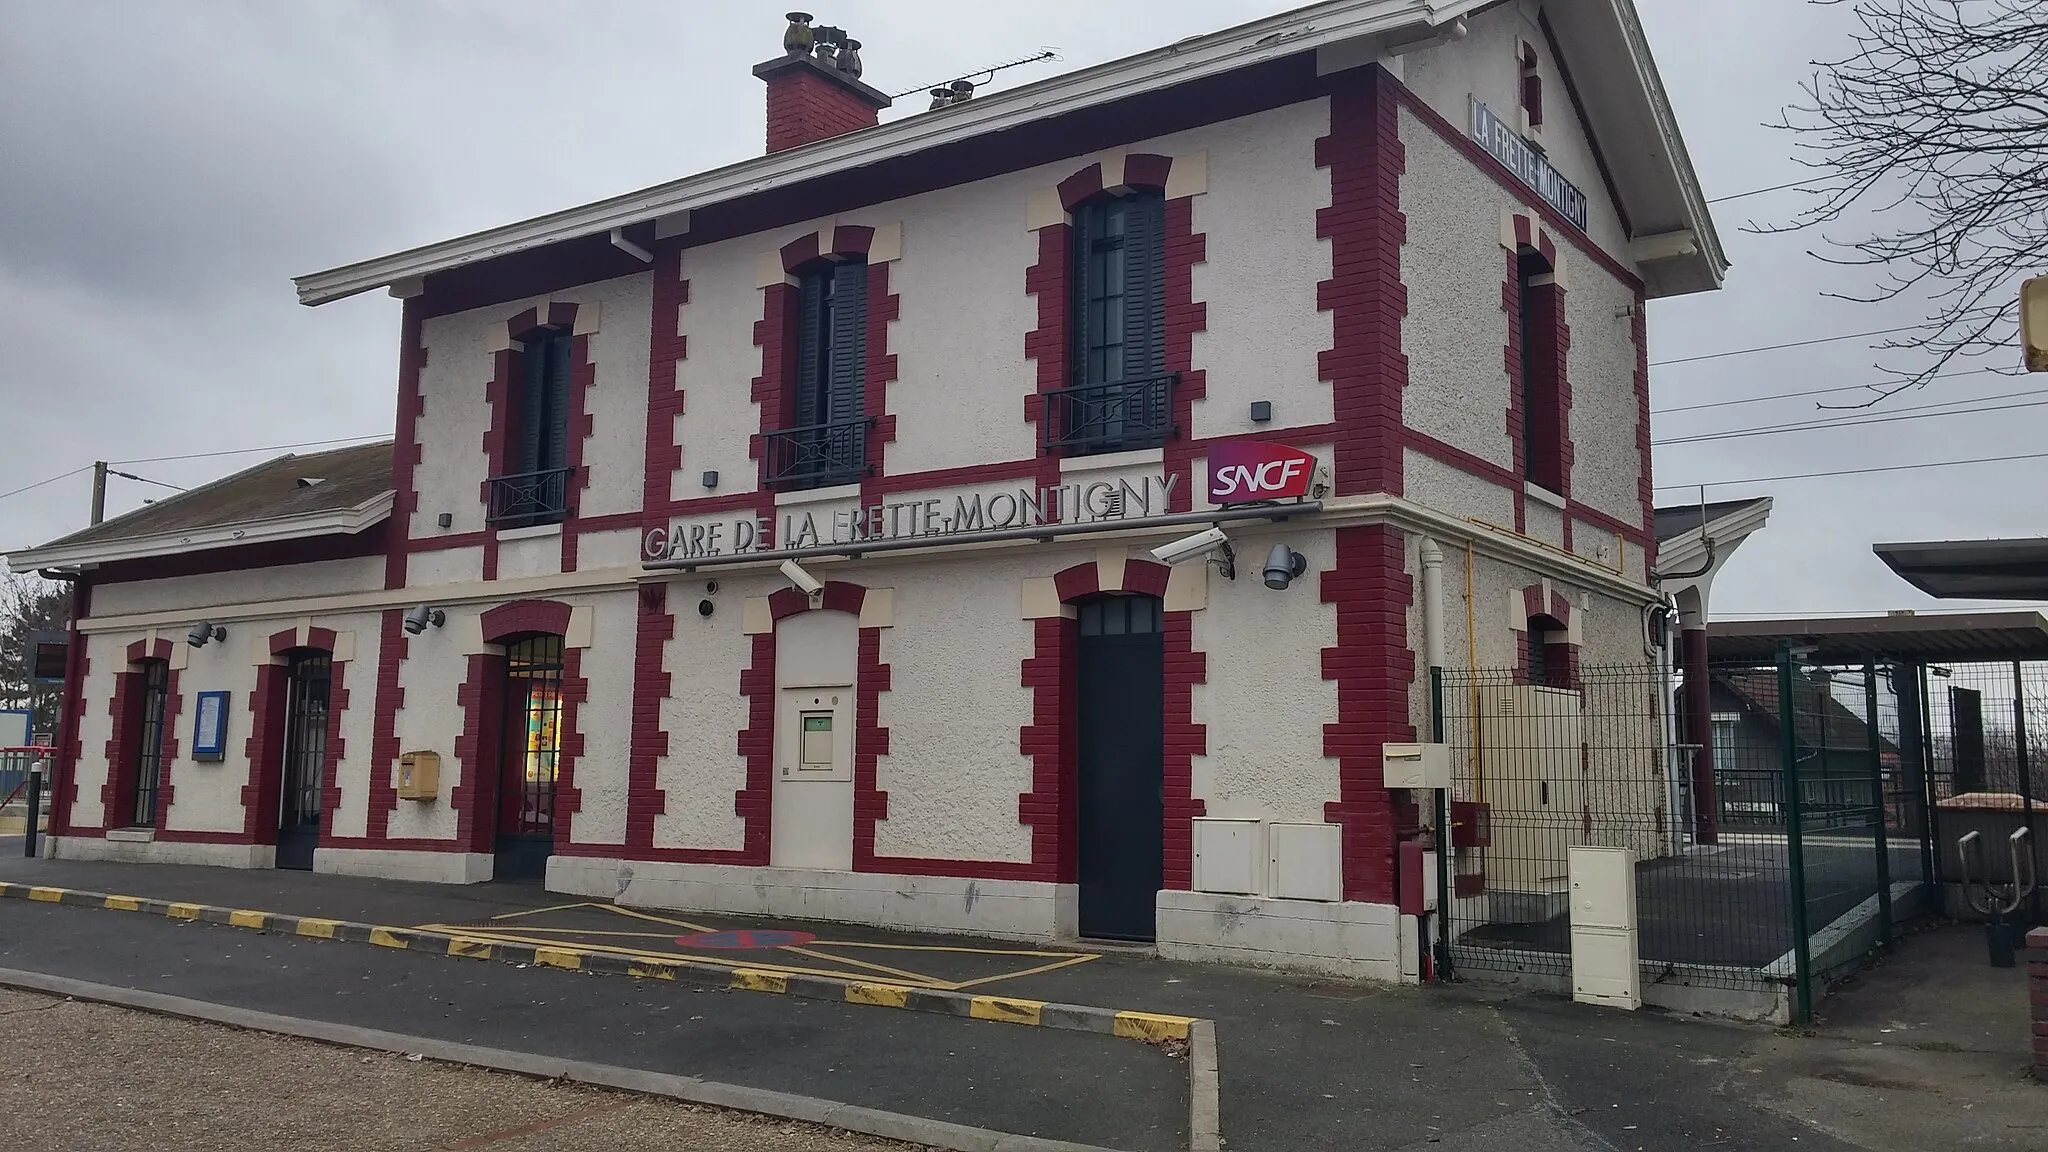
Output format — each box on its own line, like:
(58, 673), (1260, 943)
(397, 751), (441, 801)
(1381, 741), (1450, 790)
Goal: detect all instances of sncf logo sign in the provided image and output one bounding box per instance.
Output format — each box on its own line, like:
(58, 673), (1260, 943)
(1207, 442), (1318, 505)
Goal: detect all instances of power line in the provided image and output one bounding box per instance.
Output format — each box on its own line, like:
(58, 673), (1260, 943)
(0, 465), (92, 505)
(1654, 390), (2048, 446)
(1652, 366), (2009, 415)
(109, 434), (388, 467)
(1650, 323), (1941, 368)
(1654, 449), (2048, 491)
(1704, 175), (1833, 204)
(106, 468), (186, 493)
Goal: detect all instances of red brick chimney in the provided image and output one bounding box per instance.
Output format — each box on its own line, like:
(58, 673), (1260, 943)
(754, 22), (892, 154)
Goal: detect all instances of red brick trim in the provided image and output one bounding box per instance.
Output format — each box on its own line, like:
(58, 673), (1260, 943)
(1401, 430), (1649, 548)
(239, 661), (287, 844)
(1160, 194), (1208, 512)
(857, 260), (901, 504)
(779, 231), (822, 272)
(625, 584), (673, 853)
(642, 244), (690, 527)
(748, 282), (798, 513)
(1515, 587), (1581, 691)
(314, 657), (350, 840)
(735, 632), (776, 863)
(1502, 250), (1527, 533)
(1316, 65), (1408, 498)
(99, 667), (140, 831)
(552, 644), (588, 851)
(559, 332), (598, 573)
(479, 345), (517, 582)
(49, 580), (91, 835)
(365, 609), (408, 840)
(850, 623), (893, 872)
(152, 665), (183, 827)
(1023, 221), (1071, 494)
(1122, 153), (1174, 193)
(386, 298), (425, 591)
(1321, 524), (1415, 903)
(762, 62), (884, 154)
(451, 651), (506, 854)
(479, 599), (574, 644)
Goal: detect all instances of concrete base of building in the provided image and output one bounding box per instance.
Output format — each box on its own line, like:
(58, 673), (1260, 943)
(545, 856), (1078, 942)
(48, 833), (274, 870)
(1155, 890), (1415, 982)
(314, 847), (494, 885)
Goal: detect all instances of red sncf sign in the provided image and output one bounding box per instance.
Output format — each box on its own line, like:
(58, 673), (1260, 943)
(1207, 442), (1317, 504)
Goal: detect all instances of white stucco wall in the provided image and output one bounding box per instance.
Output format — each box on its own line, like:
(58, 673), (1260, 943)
(1397, 2), (1632, 261)
(567, 591), (635, 847)
(652, 572), (764, 853)
(671, 237), (769, 506)
(1563, 268), (1644, 527)
(1190, 525), (1341, 824)
(872, 552), (1036, 864)
(576, 277), (653, 521)
(161, 636), (262, 836)
(90, 557), (384, 619)
(387, 606), (470, 843)
(68, 632), (118, 830)
(325, 613), (385, 842)
(1405, 450), (1516, 528)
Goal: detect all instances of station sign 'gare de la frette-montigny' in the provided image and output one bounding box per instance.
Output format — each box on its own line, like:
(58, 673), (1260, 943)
(641, 442), (1322, 565)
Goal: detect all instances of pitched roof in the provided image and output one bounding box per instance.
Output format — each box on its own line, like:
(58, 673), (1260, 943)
(1654, 498), (1771, 544)
(7, 442), (394, 573)
(1713, 669), (1899, 757)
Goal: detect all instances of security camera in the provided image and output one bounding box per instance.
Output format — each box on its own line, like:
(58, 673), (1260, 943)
(186, 622), (225, 648)
(780, 559), (825, 596)
(1150, 527), (1231, 566)
(403, 605), (445, 635)
(1262, 544), (1309, 591)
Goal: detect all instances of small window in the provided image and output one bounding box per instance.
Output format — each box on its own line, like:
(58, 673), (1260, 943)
(129, 659), (170, 827)
(1051, 192), (1170, 455)
(1519, 41), (1543, 129)
(1527, 614), (1570, 690)
(1078, 595), (1163, 637)
(1517, 249), (1564, 494)
(491, 328), (575, 527)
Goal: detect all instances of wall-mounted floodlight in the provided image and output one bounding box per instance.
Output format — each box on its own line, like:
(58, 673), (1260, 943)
(1262, 544), (1308, 591)
(780, 559), (825, 596)
(187, 622), (226, 648)
(403, 605), (446, 636)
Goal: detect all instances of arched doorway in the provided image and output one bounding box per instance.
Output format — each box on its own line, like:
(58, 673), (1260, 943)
(275, 650), (332, 871)
(495, 634), (564, 881)
(1076, 592), (1166, 940)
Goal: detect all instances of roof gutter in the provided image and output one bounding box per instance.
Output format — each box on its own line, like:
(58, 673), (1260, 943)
(5, 492), (395, 574)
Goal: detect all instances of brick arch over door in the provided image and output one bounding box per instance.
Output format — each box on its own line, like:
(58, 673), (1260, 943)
(455, 598), (588, 856)
(1016, 556), (1206, 889)
(235, 627), (348, 848)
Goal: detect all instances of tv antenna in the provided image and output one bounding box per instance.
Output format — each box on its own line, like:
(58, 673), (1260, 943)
(889, 48), (1061, 101)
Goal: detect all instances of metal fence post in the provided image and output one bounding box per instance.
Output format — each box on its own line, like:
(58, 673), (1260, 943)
(2013, 660), (2040, 923)
(1866, 663), (1894, 950)
(1431, 667), (1454, 981)
(1918, 664), (1940, 888)
(1778, 642), (1814, 1024)
(24, 760), (44, 859)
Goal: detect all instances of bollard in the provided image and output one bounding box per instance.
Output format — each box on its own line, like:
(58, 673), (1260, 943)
(23, 760), (42, 858)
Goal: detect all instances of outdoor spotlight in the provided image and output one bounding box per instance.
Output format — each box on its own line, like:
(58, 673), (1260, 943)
(780, 559), (825, 596)
(187, 622), (226, 648)
(1262, 544), (1308, 591)
(403, 605), (446, 635)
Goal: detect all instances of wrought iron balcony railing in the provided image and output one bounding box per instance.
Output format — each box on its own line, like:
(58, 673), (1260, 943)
(760, 416), (875, 490)
(486, 467), (575, 528)
(1041, 372), (1177, 455)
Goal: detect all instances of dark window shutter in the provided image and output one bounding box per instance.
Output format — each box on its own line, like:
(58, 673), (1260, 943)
(1121, 192), (1166, 380)
(796, 272), (829, 428)
(516, 337), (548, 476)
(828, 260), (868, 427)
(1071, 204), (1099, 385)
(543, 331), (574, 473)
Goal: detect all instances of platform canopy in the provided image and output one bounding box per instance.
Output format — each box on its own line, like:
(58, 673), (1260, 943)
(1708, 611), (2048, 665)
(1874, 538), (2048, 601)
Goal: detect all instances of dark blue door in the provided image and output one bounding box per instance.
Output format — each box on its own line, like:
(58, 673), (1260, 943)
(275, 652), (330, 871)
(1076, 595), (1165, 941)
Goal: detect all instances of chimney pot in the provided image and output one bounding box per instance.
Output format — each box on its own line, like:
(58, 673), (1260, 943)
(782, 12), (814, 57)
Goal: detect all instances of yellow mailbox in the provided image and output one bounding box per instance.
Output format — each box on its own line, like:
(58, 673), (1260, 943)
(397, 751), (441, 801)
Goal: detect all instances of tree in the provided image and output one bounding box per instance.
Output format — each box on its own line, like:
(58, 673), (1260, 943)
(0, 573), (70, 739)
(1764, 0), (2047, 402)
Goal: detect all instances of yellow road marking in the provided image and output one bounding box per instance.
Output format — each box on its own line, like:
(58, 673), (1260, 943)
(167, 902), (202, 920)
(446, 937), (493, 959)
(948, 953), (1099, 990)
(228, 910), (268, 929)
(423, 928), (950, 987)
(589, 904), (717, 933)
(28, 886), (64, 903)
(844, 982), (911, 1008)
(776, 944), (946, 986)
(369, 928), (410, 949)
(295, 918), (338, 939)
(1112, 1011), (1194, 1042)
(487, 901), (597, 921)
(628, 960), (680, 980)
(103, 895), (141, 912)
(426, 925), (687, 940)
(534, 948), (582, 970)
(969, 996), (1044, 1026)
(816, 939), (1098, 958)
(731, 969), (787, 993)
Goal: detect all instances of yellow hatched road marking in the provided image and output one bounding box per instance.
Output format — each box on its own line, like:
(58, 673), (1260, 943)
(167, 902), (202, 920)
(414, 926), (950, 988)
(295, 918), (338, 939)
(369, 928), (410, 949)
(969, 996), (1044, 1026)
(627, 960), (680, 980)
(948, 953), (1098, 990)
(28, 886), (64, 903)
(103, 895), (141, 912)
(488, 901), (597, 921)
(535, 948), (582, 970)
(731, 969), (788, 993)
(844, 982), (911, 1008)
(446, 937), (493, 959)
(1112, 1011), (1194, 1042)
(590, 904), (717, 933)
(228, 910), (267, 929)
(775, 944), (944, 986)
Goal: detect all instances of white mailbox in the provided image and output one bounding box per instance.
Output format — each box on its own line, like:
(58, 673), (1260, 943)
(1380, 741), (1451, 790)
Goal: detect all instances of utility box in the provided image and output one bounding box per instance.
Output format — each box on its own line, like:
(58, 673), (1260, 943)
(1381, 742), (1451, 790)
(1269, 821), (1342, 901)
(1191, 818), (1264, 895)
(397, 751), (441, 801)
(1568, 846), (1640, 1010)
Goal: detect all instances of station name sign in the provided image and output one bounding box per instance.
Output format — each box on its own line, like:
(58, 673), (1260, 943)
(644, 474), (1179, 563)
(1470, 101), (1590, 234)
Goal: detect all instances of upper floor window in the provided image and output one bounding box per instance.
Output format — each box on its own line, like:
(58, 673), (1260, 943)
(1517, 249), (1565, 495)
(491, 327), (575, 527)
(765, 258), (870, 490)
(1518, 41), (1544, 130)
(1047, 191), (1173, 456)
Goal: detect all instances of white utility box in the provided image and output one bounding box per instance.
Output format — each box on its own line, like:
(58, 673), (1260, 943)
(1380, 741), (1451, 790)
(1191, 818), (1264, 895)
(1568, 846), (1641, 1009)
(1268, 821), (1342, 901)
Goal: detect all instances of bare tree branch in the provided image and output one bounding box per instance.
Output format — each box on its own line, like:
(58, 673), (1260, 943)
(1755, 0), (2047, 405)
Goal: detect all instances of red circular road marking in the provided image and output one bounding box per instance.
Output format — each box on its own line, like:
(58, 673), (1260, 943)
(674, 929), (816, 950)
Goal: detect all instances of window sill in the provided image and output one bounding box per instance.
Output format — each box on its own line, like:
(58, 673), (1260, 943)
(1523, 482), (1567, 511)
(775, 481), (863, 508)
(1059, 446), (1166, 475)
(495, 522), (565, 542)
(105, 827), (155, 843)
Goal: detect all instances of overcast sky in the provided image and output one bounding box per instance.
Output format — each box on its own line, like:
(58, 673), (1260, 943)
(1, 0), (2038, 621)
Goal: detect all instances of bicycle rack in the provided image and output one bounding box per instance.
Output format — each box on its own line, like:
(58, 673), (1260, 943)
(1958, 827), (2036, 967)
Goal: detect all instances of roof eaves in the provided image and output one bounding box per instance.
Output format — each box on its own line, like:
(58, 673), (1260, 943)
(1609, 0), (1725, 281)
(5, 490), (394, 575)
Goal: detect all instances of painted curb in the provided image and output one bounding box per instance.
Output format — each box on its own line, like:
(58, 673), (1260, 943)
(0, 880), (1199, 1045)
(1188, 1019), (1221, 1152)
(0, 966), (1120, 1152)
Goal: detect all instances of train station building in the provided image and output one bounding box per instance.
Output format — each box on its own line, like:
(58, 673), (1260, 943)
(10, 0), (1722, 980)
